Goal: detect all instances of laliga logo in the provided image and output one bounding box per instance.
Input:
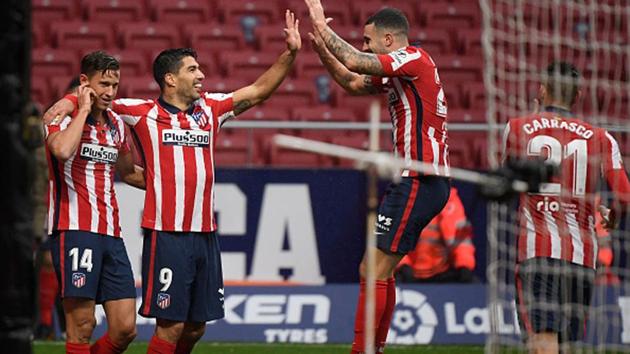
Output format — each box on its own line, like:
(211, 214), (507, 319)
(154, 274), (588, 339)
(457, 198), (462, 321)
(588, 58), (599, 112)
(388, 289), (438, 344)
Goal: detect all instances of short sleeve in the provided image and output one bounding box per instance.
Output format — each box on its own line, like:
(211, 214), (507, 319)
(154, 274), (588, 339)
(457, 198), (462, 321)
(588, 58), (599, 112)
(204, 92), (234, 127)
(377, 47), (424, 77)
(43, 115), (72, 139)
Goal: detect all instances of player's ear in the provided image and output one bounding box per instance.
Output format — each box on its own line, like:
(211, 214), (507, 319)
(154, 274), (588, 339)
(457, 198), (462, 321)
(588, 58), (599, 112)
(538, 84), (547, 102)
(384, 32), (394, 47)
(79, 74), (89, 86)
(164, 73), (176, 88)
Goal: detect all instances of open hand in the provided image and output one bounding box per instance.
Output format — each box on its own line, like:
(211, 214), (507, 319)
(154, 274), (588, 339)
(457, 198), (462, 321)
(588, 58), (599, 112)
(304, 0), (327, 31)
(308, 18), (333, 53)
(284, 10), (301, 52)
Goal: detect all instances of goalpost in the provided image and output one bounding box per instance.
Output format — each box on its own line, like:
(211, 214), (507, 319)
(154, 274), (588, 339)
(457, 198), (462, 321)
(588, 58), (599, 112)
(480, 0), (630, 352)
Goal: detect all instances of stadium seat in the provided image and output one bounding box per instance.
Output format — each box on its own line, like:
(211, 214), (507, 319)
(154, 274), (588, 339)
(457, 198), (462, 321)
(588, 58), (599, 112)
(236, 105), (290, 121)
(32, 23), (46, 49)
(49, 75), (78, 101)
(436, 55), (483, 86)
(294, 53), (329, 79)
(333, 26), (366, 50)
(293, 106), (357, 122)
(203, 76), (248, 93)
(409, 29), (454, 56)
(352, 0), (419, 27)
(287, 0), (352, 26)
(265, 79), (318, 107)
(190, 50), (217, 77)
(334, 92), (385, 120)
(219, 0), (278, 25)
(460, 81), (486, 110)
(124, 76), (161, 99)
(32, 0), (77, 23)
(423, 2), (481, 29)
(152, 0), (212, 24)
(219, 51), (296, 81)
(52, 22), (114, 50)
(458, 28), (482, 56)
(214, 131), (259, 167)
(447, 108), (486, 123)
(183, 24), (246, 54)
(442, 83), (461, 109)
(255, 25), (308, 53)
(31, 76), (51, 107)
(78, 49), (148, 78)
(32, 48), (78, 78)
(330, 132), (370, 167)
(84, 0), (145, 23)
(118, 23), (181, 50)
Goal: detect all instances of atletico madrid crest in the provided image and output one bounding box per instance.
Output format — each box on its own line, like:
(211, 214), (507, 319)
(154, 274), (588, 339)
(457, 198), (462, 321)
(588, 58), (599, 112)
(157, 293), (171, 309)
(72, 273), (86, 288)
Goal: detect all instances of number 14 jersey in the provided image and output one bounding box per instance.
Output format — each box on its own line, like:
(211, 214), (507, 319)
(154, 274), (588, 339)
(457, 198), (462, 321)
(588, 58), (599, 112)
(503, 107), (630, 268)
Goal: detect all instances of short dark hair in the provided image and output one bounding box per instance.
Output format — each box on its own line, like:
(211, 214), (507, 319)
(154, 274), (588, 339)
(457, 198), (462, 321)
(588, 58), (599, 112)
(153, 48), (198, 90)
(544, 61), (580, 106)
(66, 76), (80, 93)
(80, 51), (119, 77)
(365, 8), (409, 36)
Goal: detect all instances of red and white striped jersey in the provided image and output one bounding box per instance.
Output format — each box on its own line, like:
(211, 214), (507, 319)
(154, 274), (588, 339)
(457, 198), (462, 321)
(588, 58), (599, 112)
(503, 107), (630, 268)
(372, 46), (450, 177)
(111, 94), (234, 232)
(45, 110), (130, 237)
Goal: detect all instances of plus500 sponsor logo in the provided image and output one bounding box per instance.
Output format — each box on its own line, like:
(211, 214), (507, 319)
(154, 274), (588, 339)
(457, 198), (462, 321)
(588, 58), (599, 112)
(80, 144), (118, 164)
(162, 129), (209, 147)
(223, 294), (330, 343)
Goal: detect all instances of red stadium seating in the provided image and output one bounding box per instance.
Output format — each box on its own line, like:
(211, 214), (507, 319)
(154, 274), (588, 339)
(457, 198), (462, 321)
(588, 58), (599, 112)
(254, 25), (308, 53)
(183, 24), (246, 54)
(219, 0), (278, 25)
(124, 76), (161, 100)
(152, 0), (212, 24)
(352, 0), (419, 27)
(333, 26), (367, 50)
(436, 55), (483, 86)
(409, 29), (454, 56)
(52, 22), (114, 50)
(31, 76), (51, 107)
(32, 23), (46, 49)
(442, 82), (461, 109)
(236, 105), (291, 121)
(32, 48), (78, 78)
(460, 81), (486, 110)
(32, 0), (77, 23)
(287, 0), (352, 26)
(214, 131), (260, 167)
(265, 79), (318, 107)
(423, 2), (481, 29)
(293, 106), (357, 122)
(447, 108), (486, 123)
(84, 0), (145, 23)
(203, 76), (248, 93)
(118, 23), (181, 50)
(294, 53), (329, 79)
(219, 51), (296, 80)
(49, 75), (78, 101)
(458, 28), (482, 56)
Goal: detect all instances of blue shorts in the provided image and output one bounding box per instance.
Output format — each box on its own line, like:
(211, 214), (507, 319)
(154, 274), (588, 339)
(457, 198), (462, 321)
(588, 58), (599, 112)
(139, 229), (225, 322)
(515, 258), (595, 343)
(376, 176), (450, 254)
(50, 230), (136, 304)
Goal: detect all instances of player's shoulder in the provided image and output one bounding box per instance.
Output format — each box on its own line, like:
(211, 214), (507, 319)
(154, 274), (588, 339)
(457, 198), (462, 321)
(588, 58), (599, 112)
(386, 46), (426, 70)
(115, 97), (156, 110)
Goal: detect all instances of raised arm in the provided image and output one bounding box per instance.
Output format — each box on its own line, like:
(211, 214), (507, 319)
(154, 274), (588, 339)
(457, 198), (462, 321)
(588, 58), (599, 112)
(305, 0), (385, 76)
(116, 151), (145, 190)
(232, 10), (301, 116)
(46, 85), (94, 161)
(310, 30), (379, 96)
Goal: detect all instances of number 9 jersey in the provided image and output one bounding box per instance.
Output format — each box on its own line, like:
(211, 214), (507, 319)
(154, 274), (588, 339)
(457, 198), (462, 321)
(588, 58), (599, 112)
(502, 106), (630, 268)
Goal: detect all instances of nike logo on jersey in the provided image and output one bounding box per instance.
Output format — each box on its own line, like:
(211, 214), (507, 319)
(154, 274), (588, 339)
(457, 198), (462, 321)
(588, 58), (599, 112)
(80, 144), (118, 164)
(389, 49), (422, 71)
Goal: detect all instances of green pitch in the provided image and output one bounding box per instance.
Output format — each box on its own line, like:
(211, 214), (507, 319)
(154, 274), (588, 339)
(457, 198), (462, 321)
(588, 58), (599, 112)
(34, 341), (485, 353)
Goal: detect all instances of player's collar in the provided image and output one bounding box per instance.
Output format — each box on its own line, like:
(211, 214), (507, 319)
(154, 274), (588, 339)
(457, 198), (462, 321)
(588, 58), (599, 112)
(543, 105), (574, 117)
(158, 96), (195, 115)
(86, 110), (114, 128)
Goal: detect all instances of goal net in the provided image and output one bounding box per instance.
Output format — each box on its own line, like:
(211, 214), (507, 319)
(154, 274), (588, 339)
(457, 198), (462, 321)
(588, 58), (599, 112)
(481, 0), (630, 352)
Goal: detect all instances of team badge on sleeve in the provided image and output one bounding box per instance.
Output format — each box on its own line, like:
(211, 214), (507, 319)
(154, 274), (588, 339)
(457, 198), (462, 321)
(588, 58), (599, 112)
(389, 48), (422, 71)
(157, 293), (171, 309)
(72, 273), (86, 288)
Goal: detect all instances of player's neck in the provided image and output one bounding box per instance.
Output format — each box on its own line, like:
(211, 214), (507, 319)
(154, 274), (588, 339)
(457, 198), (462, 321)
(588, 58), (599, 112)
(544, 101), (572, 112)
(161, 92), (192, 112)
(91, 107), (106, 124)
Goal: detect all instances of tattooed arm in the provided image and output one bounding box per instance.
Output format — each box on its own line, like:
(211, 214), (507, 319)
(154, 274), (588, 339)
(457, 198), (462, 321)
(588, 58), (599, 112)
(232, 10), (301, 116)
(305, 0), (385, 76)
(310, 31), (378, 96)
